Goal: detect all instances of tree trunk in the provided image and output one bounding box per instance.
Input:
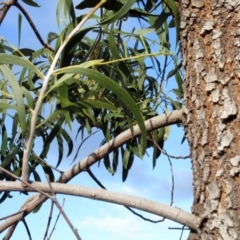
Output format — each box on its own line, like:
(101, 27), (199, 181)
(177, 1), (240, 239)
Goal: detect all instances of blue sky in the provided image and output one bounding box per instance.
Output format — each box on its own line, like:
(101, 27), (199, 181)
(0, 1), (192, 239)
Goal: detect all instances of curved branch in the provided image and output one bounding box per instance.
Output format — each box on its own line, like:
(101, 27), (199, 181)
(0, 109), (183, 233)
(21, 0), (107, 184)
(22, 218), (32, 240)
(59, 109), (183, 183)
(0, 181), (199, 231)
(14, 2), (54, 52)
(0, 0), (54, 51)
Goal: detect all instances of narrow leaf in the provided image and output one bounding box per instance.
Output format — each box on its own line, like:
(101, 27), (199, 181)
(0, 53), (43, 79)
(18, 13), (22, 48)
(22, 0), (40, 7)
(0, 65), (26, 136)
(54, 67), (147, 154)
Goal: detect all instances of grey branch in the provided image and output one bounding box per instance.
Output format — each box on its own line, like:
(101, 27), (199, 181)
(0, 109), (183, 234)
(58, 109), (183, 183)
(0, 181), (199, 231)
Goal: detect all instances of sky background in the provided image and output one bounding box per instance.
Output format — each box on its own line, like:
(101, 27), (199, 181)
(0, 1), (192, 239)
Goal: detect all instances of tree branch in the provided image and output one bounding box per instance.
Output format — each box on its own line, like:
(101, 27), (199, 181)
(0, 181), (199, 231)
(21, 0), (107, 184)
(45, 175), (82, 240)
(0, 109), (183, 233)
(58, 109), (183, 183)
(14, 2), (54, 52)
(22, 218), (32, 240)
(0, 0), (16, 25)
(47, 198), (65, 239)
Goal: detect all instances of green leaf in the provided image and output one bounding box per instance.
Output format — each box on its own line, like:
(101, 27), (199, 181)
(47, 32), (58, 44)
(36, 110), (66, 128)
(123, 147), (131, 169)
(164, 125), (171, 141)
(108, 26), (132, 80)
(54, 67), (147, 154)
(12, 114), (20, 144)
(100, 0), (136, 24)
(79, 59), (104, 68)
(1, 146), (20, 168)
(175, 70), (184, 96)
(82, 100), (117, 112)
(18, 13), (22, 48)
(64, 0), (77, 26)
(152, 128), (165, 169)
(22, 0), (40, 7)
(0, 53), (44, 79)
(0, 65), (26, 136)
(1, 124), (7, 157)
(163, 0), (180, 48)
(40, 117), (65, 160)
(42, 166), (54, 182)
(122, 167), (128, 182)
(104, 154), (114, 174)
(31, 169), (41, 182)
(0, 192), (9, 204)
(21, 86), (34, 109)
(55, 134), (64, 168)
(14, 48), (35, 56)
(60, 127), (73, 158)
(33, 203), (42, 213)
(44, 73), (75, 96)
(112, 149), (119, 173)
(0, 103), (17, 110)
(122, 146), (134, 181)
(57, 82), (72, 129)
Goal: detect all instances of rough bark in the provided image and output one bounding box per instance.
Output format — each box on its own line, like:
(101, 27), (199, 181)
(177, 0), (240, 239)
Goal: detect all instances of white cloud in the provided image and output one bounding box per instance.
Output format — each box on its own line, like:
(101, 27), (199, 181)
(77, 208), (190, 240)
(79, 215), (140, 237)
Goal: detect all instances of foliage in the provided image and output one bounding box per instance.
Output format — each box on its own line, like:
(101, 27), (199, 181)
(0, 0), (183, 200)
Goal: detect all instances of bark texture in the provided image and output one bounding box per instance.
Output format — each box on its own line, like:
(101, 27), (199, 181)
(177, 0), (240, 239)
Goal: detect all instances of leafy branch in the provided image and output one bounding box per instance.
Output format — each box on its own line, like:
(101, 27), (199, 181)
(0, 109), (183, 233)
(21, 0), (108, 184)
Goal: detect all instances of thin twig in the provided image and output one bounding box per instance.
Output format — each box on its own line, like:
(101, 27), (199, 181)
(48, 198), (65, 240)
(22, 218), (32, 240)
(14, 2), (54, 52)
(179, 225), (187, 240)
(21, 0), (108, 184)
(32, 151), (64, 175)
(0, 0), (54, 51)
(43, 201), (54, 240)
(148, 137), (190, 159)
(19, 139), (64, 175)
(2, 195), (37, 239)
(45, 175), (82, 240)
(0, 210), (25, 221)
(87, 168), (165, 223)
(0, 166), (51, 199)
(150, 132), (174, 206)
(167, 155), (174, 205)
(168, 227), (190, 230)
